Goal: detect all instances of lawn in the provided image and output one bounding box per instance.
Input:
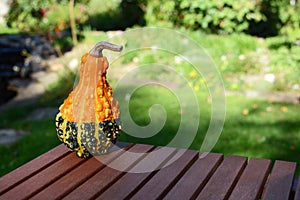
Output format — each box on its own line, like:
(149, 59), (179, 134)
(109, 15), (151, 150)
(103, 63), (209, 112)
(116, 84), (300, 163)
(1, 84), (300, 177)
(0, 29), (299, 177)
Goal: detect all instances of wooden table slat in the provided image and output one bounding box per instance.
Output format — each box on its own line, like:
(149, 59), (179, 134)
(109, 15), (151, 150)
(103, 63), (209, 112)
(30, 143), (132, 200)
(294, 176), (300, 200)
(63, 143), (155, 200)
(1, 143), (299, 200)
(196, 155), (248, 200)
(131, 149), (198, 200)
(262, 160), (297, 200)
(229, 157), (272, 200)
(164, 152), (223, 200)
(0, 144), (69, 195)
(96, 146), (177, 199)
(0, 152), (85, 200)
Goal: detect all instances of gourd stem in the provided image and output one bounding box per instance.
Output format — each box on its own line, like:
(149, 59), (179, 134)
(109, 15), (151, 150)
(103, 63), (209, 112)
(89, 41), (123, 57)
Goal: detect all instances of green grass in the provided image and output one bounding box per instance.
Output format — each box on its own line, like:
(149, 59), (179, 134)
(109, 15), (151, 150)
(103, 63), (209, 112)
(0, 24), (19, 34)
(0, 119), (60, 176)
(0, 72), (76, 176)
(116, 85), (300, 164)
(213, 96), (300, 162)
(1, 76), (300, 177)
(1, 29), (300, 177)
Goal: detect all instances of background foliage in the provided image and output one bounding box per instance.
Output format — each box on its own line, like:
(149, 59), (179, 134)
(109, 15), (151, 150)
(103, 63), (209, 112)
(85, 0), (146, 31)
(6, 0), (89, 34)
(5, 0), (300, 38)
(146, 0), (264, 34)
(1, 0), (300, 176)
(5, 0), (146, 33)
(145, 0), (300, 37)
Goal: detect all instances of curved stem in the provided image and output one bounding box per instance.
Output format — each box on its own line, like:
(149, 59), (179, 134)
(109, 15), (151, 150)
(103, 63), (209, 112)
(89, 41), (123, 57)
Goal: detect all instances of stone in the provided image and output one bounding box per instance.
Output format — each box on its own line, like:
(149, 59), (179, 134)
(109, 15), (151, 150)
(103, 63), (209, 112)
(31, 71), (58, 87)
(0, 129), (30, 145)
(0, 0), (9, 25)
(25, 107), (58, 121)
(48, 63), (64, 72)
(68, 58), (79, 70)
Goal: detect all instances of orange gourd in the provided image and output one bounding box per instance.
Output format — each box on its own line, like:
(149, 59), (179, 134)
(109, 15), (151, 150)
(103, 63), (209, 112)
(55, 42), (123, 158)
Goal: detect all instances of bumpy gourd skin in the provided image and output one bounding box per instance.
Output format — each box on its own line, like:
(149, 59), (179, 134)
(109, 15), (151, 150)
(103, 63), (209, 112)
(55, 53), (121, 158)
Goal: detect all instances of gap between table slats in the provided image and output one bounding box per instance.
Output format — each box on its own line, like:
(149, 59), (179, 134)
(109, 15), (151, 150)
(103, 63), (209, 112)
(130, 149), (199, 200)
(30, 142), (133, 200)
(294, 176), (300, 200)
(96, 146), (178, 200)
(163, 152), (223, 200)
(1, 151), (87, 200)
(262, 160), (297, 200)
(1, 142), (299, 200)
(63, 143), (156, 200)
(0, 144), (70, 195)
(228, 157), (272, 200)
(196, 155), (248, 200)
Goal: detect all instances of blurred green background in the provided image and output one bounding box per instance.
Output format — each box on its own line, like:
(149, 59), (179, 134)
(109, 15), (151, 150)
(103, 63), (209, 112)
(0, 0), (300, 176)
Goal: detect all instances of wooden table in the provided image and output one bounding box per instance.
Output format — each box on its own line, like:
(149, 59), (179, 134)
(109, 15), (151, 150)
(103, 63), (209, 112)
(0, 142), (299, 200)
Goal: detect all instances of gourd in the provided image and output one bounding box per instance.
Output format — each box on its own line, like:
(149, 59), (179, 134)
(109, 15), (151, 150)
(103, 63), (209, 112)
(55, 41), (123, 158)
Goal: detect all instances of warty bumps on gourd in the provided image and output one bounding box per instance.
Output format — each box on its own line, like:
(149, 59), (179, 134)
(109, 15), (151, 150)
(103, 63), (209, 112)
(55, 41), (123, 158)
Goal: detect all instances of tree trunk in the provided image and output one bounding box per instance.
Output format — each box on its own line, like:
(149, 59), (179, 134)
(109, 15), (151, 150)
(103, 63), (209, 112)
(69, 0), (78, 46)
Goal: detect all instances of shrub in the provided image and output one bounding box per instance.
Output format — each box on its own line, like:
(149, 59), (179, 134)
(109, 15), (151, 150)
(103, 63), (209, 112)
(266, 37), (300, 90)
(248, 0), (300, 37)
(145, 0), (264, 34)
(6, 0), (88, 34)
(84, 0), (146, 31)
(145, 0), (300, 37)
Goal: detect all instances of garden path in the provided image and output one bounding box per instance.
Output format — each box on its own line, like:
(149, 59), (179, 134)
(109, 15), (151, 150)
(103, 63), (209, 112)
(0, 44), (299, 144)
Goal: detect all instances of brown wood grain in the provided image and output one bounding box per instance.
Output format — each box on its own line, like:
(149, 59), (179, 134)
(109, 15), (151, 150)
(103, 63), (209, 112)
(164, 152), (223, 200)
(262, 160), (296, 200)
(0, 152), (85, 200)
(196, 155), (248, 200)
(131, 149), (198, 200)
(30, 143), (131, 200)
(229, 158), (272, 200)
(294, 176), (300, 200)
(63, 144), (155, 200)
(1, 142), (299, 200)
(96, 146), (177, 199)
(0, 144), (69, 195)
